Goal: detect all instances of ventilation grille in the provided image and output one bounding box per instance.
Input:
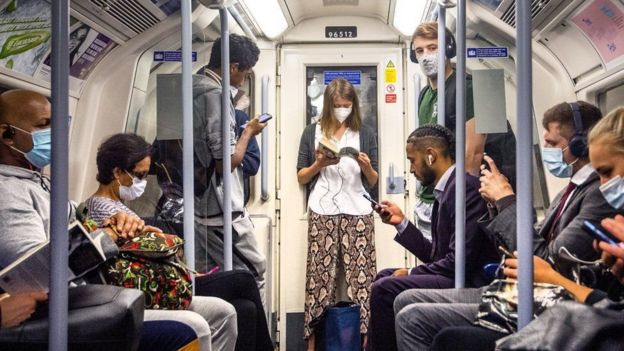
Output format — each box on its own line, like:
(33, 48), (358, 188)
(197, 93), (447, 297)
(500, 0), (552, 28)
(89, 0), (161, 35)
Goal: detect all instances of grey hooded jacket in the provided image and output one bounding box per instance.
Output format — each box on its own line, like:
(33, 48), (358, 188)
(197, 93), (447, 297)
(0, 164), (51, 269)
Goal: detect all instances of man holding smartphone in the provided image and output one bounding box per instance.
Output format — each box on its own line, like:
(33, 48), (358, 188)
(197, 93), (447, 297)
(366, 124), (498, 351)
(391, 101), (620, 351)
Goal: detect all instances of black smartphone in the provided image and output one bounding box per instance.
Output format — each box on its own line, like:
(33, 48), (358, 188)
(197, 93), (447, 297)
(241, 113), (272, 128)
(481, 153), (490, 172)
(258, 113), (272, 123)
(362, 193), (379, 207)
(582, 220), (620, 246)
(498, 245), (516, 258)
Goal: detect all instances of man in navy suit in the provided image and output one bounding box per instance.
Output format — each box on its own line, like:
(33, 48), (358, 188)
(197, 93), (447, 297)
(367, 124), (498, 351)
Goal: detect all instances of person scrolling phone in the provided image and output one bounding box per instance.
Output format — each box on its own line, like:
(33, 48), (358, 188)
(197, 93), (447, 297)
(297, 78), (378, 350)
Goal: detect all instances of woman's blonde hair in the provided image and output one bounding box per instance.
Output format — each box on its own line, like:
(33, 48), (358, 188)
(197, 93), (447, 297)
(319, 78), (362, 138)
(588, 107), (624, 155)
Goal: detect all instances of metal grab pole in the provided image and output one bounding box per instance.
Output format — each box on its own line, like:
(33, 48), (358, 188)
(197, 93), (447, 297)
(413, 74), (421, 128)
(181, 0), (195, 282)
(261, 76), (270, 201)
(220, 9), (233, 271)
(516, 0), (534, 329)
(437, 5), (446, 126)
(50, 1), (69, 350)
(454, 0), (466, 289)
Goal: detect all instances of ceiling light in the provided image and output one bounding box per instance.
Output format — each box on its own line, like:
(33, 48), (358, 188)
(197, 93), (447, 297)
(393, 0), (427, 36)
(240, 0), (288, 39)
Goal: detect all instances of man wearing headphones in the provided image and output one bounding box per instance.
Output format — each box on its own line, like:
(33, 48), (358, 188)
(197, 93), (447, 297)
(391, 101), (619, 351)
(366, 124), (499, 351)
(410, 22), (517, 239)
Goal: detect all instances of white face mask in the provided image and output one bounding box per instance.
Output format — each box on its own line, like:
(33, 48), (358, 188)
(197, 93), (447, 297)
(118, 172), (147, 201)
(333, 107), (352, 123)
(419, 52), (439, 78)
(307, 78), (324, 99)
(600, 175), (624, 209)
(236, 94), (250, 111)
(230, 86), (239, 100)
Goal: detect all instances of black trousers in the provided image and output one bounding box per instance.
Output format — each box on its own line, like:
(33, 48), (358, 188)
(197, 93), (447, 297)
(196, 270), (273, 351)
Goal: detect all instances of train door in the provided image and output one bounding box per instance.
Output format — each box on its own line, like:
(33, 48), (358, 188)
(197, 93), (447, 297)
(277, 44), (409, 348)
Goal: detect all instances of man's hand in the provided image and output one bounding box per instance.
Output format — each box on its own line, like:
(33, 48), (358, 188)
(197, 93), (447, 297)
(479, 155), (514, 203)
(375, 200), (405, 225)
(243, 116), (267, 136)
(392, 268), (409, 277)
(0, 292), (48, 328)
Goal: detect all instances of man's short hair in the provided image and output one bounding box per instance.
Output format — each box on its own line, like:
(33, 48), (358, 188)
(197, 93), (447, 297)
(407, 124), (456, 161)
(207, 33), (260, 71)
(412, 22), (455, 44)
(542, 101), (602, 138)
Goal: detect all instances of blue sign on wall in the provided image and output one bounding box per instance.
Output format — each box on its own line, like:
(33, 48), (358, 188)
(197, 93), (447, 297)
(467, 47), (508, 59)
(154, 50), (197, 62)
(323, 70), (361, 85)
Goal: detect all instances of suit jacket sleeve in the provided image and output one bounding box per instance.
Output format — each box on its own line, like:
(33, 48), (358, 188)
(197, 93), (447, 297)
(408, 175), (488, 277)
(394, 221), (433, 263)
(550, 187), (621, 265)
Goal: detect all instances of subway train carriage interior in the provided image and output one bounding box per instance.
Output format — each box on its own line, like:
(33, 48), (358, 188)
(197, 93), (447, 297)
(1, 0), (624, 350)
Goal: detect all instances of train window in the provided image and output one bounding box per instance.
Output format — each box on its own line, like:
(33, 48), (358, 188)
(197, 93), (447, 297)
(598, 83), (624, 114)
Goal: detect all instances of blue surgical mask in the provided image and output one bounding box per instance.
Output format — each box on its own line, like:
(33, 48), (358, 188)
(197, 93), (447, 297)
(118, 171), (147, 201)
(600, 176), (624, 209)
(9, 126), (52, 169)
(542, 147), (576, 178)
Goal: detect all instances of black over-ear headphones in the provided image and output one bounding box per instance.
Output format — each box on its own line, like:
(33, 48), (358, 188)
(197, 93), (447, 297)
(410, 32), (457, 64)
(567, 102), (588, 158)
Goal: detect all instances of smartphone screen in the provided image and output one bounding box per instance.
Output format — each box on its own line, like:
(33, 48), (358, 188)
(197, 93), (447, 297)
(258, 113), (272, 123)
(582, 220), (620, 245)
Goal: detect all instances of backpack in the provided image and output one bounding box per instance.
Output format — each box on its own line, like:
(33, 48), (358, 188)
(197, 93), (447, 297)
(103, 231), (193, 310)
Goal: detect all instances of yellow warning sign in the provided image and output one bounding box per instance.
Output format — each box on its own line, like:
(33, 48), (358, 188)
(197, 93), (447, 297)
(385, 69), (396, 83)
(385, 60), (397, 83)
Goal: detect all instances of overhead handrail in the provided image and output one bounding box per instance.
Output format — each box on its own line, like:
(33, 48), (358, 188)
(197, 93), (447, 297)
(50, 1), (70, 349)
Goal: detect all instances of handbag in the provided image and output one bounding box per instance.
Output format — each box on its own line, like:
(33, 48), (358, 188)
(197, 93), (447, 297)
(103, 231), (193, 310)
(311, 301), (361, 351)
(474, 279), (572, 334)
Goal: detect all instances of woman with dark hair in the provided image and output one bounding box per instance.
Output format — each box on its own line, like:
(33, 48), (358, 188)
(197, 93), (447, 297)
(297, 78), (379, 349)
(86, 133), (273, 351)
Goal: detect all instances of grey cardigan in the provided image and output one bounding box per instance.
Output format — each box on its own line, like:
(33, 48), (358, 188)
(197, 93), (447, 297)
(297, 123), (379, 199)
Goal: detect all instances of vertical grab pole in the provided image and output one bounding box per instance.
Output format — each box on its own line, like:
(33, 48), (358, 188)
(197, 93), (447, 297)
(413, 74), (421, 129)
(220, 8), (233, 271)
(181, 0), (195, 282)
(261, 76), (270, 201)
(454, 0), (466, 289)
(437, 5), (446, 127)
(516, 0), (534, 329)
(50, 1), (69, 350)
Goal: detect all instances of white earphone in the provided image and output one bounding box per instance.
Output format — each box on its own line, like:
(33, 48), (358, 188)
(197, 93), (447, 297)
(427, 155), (433, 166)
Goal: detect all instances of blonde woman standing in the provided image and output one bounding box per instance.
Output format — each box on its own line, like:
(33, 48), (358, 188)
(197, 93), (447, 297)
(297, 78), (379, 349)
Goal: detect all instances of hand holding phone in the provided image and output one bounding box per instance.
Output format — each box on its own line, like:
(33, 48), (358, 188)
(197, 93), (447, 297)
(498, 245), (516, 258)
(242, 113), (272, 128)
(362, 193), (382, 207)
(583, 220), (620, 246)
